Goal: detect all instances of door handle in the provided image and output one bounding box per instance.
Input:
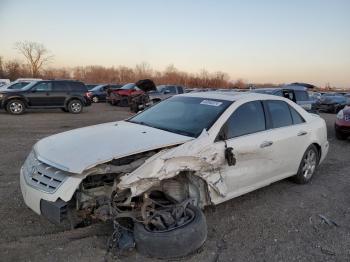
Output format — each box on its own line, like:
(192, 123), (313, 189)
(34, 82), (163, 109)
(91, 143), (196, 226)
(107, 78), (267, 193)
(297, 131), (308, 136)
(260, 141), (273, 148)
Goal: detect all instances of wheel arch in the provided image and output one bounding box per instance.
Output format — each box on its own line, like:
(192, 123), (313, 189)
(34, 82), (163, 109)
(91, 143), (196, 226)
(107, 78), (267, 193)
(64, 96), (84, 108)
(311, 142), (322, 164)
(4, 96), (28, 108)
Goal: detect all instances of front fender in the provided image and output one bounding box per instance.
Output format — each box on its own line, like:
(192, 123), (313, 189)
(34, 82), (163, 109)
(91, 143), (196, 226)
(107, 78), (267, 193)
(118, 130), (228, 198)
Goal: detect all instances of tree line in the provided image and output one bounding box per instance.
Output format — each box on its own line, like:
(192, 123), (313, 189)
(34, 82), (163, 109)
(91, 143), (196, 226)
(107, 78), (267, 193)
(0, 41), (281, 89)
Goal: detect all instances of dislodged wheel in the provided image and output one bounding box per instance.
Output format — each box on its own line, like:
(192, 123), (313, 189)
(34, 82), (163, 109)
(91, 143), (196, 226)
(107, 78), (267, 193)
(134, 202), (207, 258)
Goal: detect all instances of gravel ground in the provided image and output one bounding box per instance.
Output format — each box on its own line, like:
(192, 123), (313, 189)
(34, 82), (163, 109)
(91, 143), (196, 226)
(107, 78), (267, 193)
(0, 104), (349, 262)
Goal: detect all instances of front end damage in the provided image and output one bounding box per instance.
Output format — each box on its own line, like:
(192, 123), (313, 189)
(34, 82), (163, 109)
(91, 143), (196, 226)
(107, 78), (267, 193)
(67, 131), (226, 227)
(21, 130), (227, 245)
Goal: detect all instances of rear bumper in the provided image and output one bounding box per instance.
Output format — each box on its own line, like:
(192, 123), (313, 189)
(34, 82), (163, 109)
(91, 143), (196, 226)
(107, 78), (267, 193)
(335, 123), (350, 134)
(316, 104), (336, 112)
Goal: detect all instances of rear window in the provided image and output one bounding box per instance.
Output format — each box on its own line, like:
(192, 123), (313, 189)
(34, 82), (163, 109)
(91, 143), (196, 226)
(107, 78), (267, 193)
(266, 100), (293, 128)
(294, 90), (309, 101)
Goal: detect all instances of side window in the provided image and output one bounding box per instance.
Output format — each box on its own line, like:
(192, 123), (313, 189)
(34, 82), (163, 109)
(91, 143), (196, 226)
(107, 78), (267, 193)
(281, 90), (295, 102)
(70, 82), (86, 92)
(225, 101), (266, 139)
(294, 90), (309, 101)
(266, 100), (293, 128)
(165, 86), (177, 94)
(289, 105), (305, 124)
(33, 82), (52, 92)
(53, 82), (68, 92)
(177, 86), (184, 94)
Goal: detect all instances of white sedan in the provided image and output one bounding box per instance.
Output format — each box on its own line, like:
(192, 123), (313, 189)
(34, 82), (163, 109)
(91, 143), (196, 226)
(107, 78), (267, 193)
(20, 92), (328, 258)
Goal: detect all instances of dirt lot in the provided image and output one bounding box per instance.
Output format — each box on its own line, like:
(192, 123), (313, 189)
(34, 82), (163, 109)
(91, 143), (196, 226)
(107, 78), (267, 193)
(0, 103), (349, 262)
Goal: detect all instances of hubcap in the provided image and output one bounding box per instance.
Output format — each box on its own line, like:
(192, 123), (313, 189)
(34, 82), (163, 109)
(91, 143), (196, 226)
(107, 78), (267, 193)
(92, 97), (98, 103)
(302, 150), (316, 180)
(71, 102), (81, 112)
(9, 102), (23, 113)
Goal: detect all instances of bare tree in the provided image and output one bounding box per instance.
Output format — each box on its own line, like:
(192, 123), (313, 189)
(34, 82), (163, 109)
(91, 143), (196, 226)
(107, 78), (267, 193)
(0, 56), (4, 78)
(14, 41), (53, 77)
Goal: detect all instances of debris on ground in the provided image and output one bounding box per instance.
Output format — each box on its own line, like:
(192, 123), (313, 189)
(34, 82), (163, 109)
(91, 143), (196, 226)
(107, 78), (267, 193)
(318, 214), (339, 227)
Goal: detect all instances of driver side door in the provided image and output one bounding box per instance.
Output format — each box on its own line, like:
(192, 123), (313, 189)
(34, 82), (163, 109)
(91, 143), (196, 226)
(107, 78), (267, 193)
(213, 100), (277, 204)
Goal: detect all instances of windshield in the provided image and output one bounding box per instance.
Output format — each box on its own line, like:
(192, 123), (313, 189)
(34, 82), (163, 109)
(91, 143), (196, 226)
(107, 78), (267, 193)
(120, 83), (136, 90)
(91, 85), (105, 91)
(128, 96), (232, 137)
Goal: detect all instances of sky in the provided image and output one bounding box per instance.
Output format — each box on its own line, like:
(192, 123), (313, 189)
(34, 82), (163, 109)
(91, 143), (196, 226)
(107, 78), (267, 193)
(0, 0), (349, 87)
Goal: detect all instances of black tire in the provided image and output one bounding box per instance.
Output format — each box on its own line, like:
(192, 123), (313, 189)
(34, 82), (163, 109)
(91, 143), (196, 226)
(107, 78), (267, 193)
(292, 144), (319, 184)
(92, 96), (99, 103)
(335, 129), (347, 140)
(134, 205), (207, 259)
(61, 108), (69, 112)
(6, 99), (26, 115)
(119, 97), (129, 107)
(67, 99), (83, 114)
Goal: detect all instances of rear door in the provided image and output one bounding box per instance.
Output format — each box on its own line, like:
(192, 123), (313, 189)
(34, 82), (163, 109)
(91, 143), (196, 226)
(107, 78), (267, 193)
(52, 81), (69, 106)
(26, 82), (53, 106)
(263, 100), (310, 177)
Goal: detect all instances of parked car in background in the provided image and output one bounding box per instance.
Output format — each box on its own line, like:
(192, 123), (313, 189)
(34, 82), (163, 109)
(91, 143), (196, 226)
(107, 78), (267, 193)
(315, 94), (348, 113)
(251, 86), (314, 112)
(16, 78), (42, 82)
(148, 85), (185, 103)
(344, 93), (350, 105)
(107, 83), (144, 106)
(85, 84), (99, 90)
(335, 106), (350, 140)
(0, 79), (10, 87)
(0, 81), (32, 90)
(309, 91), (322, 102)
(0, 80), (91, 115)
(20, 92), (328, 258)
(87, 84), (122, 103)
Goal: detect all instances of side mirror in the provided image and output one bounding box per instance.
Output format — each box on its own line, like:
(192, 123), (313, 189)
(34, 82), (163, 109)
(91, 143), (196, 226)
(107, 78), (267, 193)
(217, 124), (227, 141)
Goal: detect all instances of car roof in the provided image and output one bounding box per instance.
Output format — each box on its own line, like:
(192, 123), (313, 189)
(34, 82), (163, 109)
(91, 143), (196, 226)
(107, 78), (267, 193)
(181, 91), (283, 102)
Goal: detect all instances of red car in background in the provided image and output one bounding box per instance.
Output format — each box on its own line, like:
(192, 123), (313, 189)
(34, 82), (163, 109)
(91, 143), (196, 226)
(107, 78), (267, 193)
(107, 83), (144, 106)
(335, 106), (350, 140)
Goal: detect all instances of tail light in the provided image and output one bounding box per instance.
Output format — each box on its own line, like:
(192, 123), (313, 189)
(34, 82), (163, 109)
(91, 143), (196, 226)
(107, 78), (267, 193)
(85, 92), (93, 98)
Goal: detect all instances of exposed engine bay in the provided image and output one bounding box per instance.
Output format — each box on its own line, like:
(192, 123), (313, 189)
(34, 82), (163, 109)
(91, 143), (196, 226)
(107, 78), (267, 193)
(71, 148), (210, 228)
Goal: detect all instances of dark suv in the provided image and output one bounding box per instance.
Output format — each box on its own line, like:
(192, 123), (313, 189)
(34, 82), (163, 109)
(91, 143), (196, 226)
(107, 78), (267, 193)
(0, 80), (91, 115)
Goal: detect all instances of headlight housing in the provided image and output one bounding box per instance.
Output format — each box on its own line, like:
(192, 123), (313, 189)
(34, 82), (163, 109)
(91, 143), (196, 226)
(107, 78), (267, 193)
(337, 110), (344, 120)
(0, 94), (4, 99)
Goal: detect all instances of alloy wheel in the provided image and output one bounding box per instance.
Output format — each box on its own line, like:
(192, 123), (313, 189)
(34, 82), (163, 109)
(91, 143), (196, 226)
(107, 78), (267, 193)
(71, 102), (82, 113)
(302, 149), (317, 180)
(9, 102), (23, 114)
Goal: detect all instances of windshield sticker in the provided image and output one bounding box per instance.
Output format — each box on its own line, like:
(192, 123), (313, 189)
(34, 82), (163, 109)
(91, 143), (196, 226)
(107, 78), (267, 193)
(200, 100), (223, 107)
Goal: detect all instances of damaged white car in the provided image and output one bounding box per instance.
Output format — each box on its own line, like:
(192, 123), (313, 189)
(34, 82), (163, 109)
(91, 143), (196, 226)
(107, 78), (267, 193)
(20, 92), (328, 258)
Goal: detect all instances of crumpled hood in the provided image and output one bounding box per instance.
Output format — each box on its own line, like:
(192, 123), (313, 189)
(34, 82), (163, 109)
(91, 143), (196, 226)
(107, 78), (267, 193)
(34, 121), (192, 174)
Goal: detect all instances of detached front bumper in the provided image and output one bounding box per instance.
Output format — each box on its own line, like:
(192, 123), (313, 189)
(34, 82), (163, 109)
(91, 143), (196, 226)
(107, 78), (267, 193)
(20, 152), (85, 223)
